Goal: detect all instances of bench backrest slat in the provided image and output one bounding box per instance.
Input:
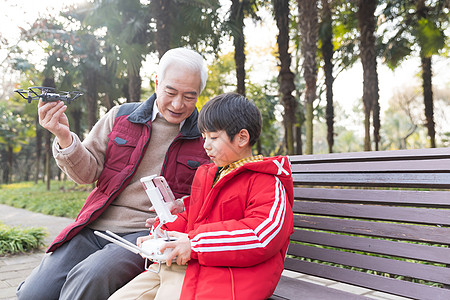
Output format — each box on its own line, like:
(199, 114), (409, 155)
(294, 187), (450, 206)
(291, 230), (450, 264)
(287, 259), (450, 300)
(293, 173), (450, 188)
(295, 215), (450, 245)
(293, 244), (450, 285)
(296, 201), (450, 225)
(291, 159), (450, 172)
(287, 148), (450, 299)
(289, 147), (450, 162)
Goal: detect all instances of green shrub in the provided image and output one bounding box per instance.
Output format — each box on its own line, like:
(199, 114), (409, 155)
(0, 223), (47, 255)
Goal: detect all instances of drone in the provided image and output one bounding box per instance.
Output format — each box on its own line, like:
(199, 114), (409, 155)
(14, 86), (83, 104)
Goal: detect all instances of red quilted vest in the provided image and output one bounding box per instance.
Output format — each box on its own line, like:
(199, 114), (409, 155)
(47, 94), (209, 252)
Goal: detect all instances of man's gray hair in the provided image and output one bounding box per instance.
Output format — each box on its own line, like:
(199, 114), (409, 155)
(157, 48), (208, 93)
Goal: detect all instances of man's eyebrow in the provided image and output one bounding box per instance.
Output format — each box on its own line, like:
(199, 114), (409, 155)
(165, 85), (198, 96)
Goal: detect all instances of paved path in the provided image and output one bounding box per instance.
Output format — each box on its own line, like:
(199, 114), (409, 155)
(0, 204), (409, 300)
(0, 204), (73, 300)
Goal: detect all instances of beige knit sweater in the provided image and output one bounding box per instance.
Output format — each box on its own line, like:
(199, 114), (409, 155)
(53, 106), (180, 233)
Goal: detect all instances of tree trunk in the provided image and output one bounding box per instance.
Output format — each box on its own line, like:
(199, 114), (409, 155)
(416, 0), (436, 148)
(128, 71), (142, 102)
(42, 77), (56, 190)
(421, 56), (435, 147)
(6, 146), (13, 183)
(321, 0), (334, 153)
(296, 122), (303, 155)
(70, 107), (83, 138)
(357, 0), (379, 151)
(231, 0), (246, 96)
(34, 115), (42, 183)
(298, 0), (318, 155)
(274, 0), (297, 155)
(84, 39), (99, 130)
(45, 130), (52, 190)
(155, 0), (172, 58)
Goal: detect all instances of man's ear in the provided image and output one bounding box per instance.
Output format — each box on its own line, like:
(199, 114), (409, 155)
(236, 129), (250, 147)
(155, 75), (159, 89)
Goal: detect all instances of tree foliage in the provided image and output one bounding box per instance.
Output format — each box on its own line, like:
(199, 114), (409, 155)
(0, 0), (448, 184)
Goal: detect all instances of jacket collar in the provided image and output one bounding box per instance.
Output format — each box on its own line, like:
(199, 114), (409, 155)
(127, 93), (202, 138)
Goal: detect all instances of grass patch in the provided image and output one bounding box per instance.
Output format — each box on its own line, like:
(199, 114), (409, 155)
(0, 223), (47, 255)
(0, 181), (89, 219)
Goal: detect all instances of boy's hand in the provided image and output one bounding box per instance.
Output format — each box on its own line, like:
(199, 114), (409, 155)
(146, 197), (186, 228)
(160, 231), (191, 267)
(145, 216), (159, 228)
(148, 198), (185, 214)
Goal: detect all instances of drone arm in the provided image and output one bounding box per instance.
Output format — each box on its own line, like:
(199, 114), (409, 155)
(14, 90), (27, 100)
(29, 88), (41, 97)
(71, 92), (84, 102)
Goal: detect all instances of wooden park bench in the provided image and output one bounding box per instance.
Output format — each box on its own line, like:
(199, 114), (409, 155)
(270, 147), (450, 300)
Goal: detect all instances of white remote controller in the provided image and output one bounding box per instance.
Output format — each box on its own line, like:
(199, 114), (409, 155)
(94, 175), (180, 273)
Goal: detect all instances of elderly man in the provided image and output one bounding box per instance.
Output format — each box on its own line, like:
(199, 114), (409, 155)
(17, 48), (210, 300)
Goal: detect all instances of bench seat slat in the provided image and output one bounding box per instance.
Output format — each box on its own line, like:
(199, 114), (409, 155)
(296, 201), (450, 225)
(289, 147), (450, 163)
(291, 159), (450, 172)
(269, 275), (369, 300)
(285, 259), (450, 300)
(292, 244), (450, 285)
(294, 187), (450, 206)
(294, 215), (450, 244)
(293, 173), (450, 188)
(290, 230), (450, 264)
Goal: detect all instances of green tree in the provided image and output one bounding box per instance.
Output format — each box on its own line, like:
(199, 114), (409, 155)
(226, 0), (261, 96)
(0, 103), (35, 183)
(273, 0), (297, 155)
(357, 0), (380, 151)
(319, 0), (334, 153)
(380, 0), (448, 148)
(200, 52), (236, 107)
(152, 0), (221, 58)
(83, 0), (151, 102)
(247, 79), (281, 156)
(298, 0), (319, 154)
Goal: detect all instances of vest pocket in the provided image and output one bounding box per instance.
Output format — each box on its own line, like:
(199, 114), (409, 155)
(104, 131), (139, 171)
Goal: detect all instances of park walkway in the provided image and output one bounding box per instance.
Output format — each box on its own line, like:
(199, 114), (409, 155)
(0, 204), (72, 300)
(0, 204), (409, 300)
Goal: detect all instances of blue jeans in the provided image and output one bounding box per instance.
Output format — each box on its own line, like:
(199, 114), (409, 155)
(16, 228), (149, 300)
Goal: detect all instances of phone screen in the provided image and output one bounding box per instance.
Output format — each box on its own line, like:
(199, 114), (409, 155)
(152, 176), (175, 203)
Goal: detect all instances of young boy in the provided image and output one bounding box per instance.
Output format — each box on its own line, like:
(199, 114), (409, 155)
(110, 92), (294, 300)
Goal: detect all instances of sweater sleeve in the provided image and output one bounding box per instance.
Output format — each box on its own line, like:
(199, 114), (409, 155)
(188, 175), (293, 268)
(52, 106), (118, 184)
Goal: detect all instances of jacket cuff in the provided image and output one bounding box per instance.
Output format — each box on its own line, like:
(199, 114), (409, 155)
(188, 230), (198, 260)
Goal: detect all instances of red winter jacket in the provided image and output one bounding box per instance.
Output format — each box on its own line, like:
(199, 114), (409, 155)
(47, 94), (209, 253)
(164, 156), (294, 300)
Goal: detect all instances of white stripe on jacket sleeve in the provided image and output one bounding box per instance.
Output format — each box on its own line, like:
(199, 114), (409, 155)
(191, 176), (287, 253)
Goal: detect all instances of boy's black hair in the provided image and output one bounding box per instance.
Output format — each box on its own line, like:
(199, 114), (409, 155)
(198, 92), (262, 146)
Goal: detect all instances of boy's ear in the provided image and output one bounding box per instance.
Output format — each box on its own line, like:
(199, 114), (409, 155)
(236, 129), (251, 147)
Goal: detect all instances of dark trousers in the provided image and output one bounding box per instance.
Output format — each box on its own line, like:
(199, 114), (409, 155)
(16, 228), (149, 300)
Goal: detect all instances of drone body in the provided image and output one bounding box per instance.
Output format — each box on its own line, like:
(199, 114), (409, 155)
(14, 86), (83, 104)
